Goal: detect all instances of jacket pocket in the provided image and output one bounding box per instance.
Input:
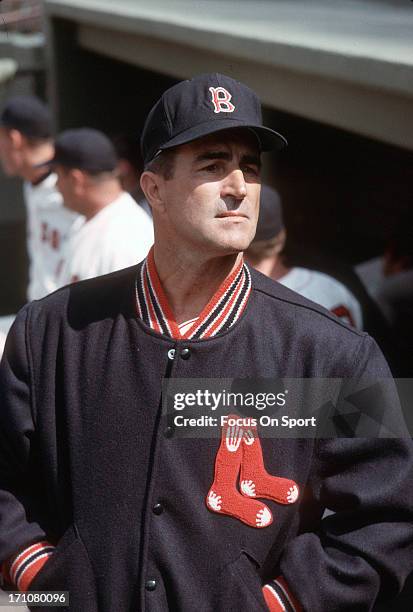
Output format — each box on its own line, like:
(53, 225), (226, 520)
(28, 525), (98, 612)
(210, 550), (268, 612)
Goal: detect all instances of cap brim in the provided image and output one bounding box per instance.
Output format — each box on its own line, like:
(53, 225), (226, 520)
(158, 119), (287, 156)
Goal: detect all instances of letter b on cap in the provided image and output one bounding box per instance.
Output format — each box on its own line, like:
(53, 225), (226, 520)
(209, 87), (235, 113)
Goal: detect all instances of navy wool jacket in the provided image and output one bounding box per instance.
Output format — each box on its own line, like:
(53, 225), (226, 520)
(0, 263), (412, 612)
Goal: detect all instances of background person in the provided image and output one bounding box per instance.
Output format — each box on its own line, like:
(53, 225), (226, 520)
(355, 212), (413, 376)
(48, 128), (153, 285)
(0, 95), (83, 300)
(246, 185), (363, 328)
(0, 315), (14, 357)
(356, 211), (413, 318)
(0, 96), (84, 357)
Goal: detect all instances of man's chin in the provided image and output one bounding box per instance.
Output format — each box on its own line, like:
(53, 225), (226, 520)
(192, 228), (255, 257)
(211, 239), (253, 256)
(220, 233), (255, 254)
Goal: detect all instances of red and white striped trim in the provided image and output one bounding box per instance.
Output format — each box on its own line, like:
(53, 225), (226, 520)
(8, 541), (55, 592)
(178, 317), (199, 335)
(135, 248), (251, 340)
(262, 576), (302, 612)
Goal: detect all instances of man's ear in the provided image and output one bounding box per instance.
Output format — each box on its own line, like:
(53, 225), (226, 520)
(8, 129), (24, 149)
(71, 169), (87, 193)
(140, 171), (165, 213)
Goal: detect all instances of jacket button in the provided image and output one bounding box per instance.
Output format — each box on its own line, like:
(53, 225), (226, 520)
(153, 503), (164, 515)
(180, 348), (191, 360)
(167, 349), (175, 360)
(164, 426), (174, 438)
(145, 579), (157, 591)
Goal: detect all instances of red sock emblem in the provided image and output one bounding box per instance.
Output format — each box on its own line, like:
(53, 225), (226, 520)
(206, 418), (299, 528)
(206, 418), (273, 528)
(240, 425), (299, 504)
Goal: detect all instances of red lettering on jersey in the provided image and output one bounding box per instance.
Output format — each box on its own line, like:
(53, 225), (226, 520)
(331, 305), (355, 327)
(55, 259), (64, 278)
(41, 222), (48, 242)
(209, 87), (235, 113)
(51, 229), (60, 250)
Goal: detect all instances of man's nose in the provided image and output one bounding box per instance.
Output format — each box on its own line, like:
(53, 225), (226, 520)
(221, 169), (247, 202)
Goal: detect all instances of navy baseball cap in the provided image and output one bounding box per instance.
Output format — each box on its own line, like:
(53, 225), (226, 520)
(254, 185), (284, 242)
(141, 73), (287, 165)
(0, 95), (52, 139)
(39, 128), (118, 173)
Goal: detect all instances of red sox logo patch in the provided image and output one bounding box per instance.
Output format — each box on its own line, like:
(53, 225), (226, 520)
(206, 416), (299, 528)
(209, 87), (235, 113)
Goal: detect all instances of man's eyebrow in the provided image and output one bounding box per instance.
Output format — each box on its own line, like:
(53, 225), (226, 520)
(193, 151), (261, 167)
(241, 153), (261, 168)
(194, 151), (231, 163)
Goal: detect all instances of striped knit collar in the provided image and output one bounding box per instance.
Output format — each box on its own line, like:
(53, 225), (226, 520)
(135, 248), (251, 340)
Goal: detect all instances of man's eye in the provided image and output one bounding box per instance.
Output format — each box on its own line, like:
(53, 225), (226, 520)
(243, 165), (259, 176)
(203, 163), (219, 172)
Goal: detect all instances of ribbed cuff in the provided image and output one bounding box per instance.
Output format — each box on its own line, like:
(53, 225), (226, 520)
(6, 541), (55, 592)
(262, 576), (303, 612)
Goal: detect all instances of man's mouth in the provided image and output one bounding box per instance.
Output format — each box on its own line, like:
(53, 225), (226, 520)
(216, 212), (248, 219)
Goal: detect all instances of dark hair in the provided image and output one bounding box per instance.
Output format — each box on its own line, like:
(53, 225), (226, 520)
(3, 126), (51, 147)
(111, 133), (143, 173)
(144, 149), (176, 180)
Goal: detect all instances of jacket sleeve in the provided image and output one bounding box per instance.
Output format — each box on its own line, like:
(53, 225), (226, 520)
(0, 306), (55, 591)
(266, 334), (413, 611)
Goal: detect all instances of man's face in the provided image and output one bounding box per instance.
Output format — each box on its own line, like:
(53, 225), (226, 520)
(157, 129), (261, 256)
(55, 165), (78, 211)
(0, 127), (23, 176)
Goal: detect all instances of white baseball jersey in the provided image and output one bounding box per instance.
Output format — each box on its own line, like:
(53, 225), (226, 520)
(0, 315), (15, 359)
(24, 173), (83, 300)
(55, 191), (154, 286)
(278, 267), (363, 329)
(356, 256), (413, 324)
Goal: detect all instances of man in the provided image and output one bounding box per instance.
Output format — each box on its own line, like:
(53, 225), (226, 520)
(0, 96), (83, 356)
(0, 95), (82, 300)
(356, 212), (413, 375)
(0, 74), (412, 612)
(45, 128), (153, 285)
(356, 212), (413, 316)
(246, 185), (363, 328)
